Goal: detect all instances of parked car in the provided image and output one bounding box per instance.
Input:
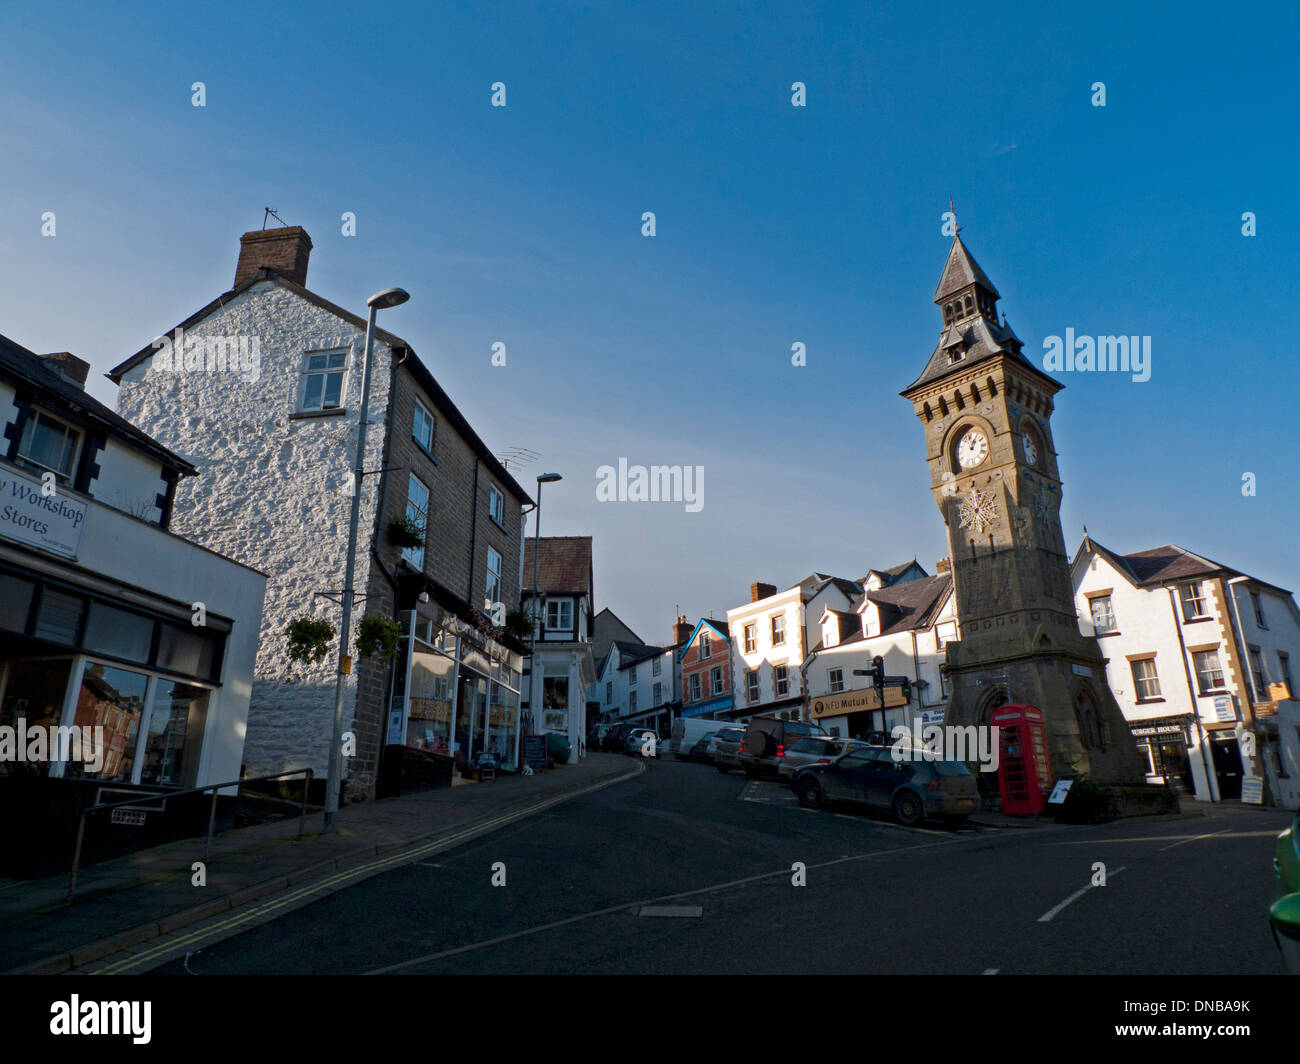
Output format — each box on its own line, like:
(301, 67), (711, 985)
(670, 717), (732, 760)
(789, 747), (979, 827)
(601, 722), (635, 752)
(712, 727), (746, 773)
(1271, 806), (1300, 973)
(737, 716), (827, 778)
(688, 731), (718, 762)
(623, 728), (660, 758)
(777, 735), (870, 779)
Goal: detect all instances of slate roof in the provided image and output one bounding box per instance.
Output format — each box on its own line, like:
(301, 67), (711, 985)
(0, 330), (196, 476)
(861, 559), (925, 586)
(862, 573), (953, 637)
(1081, 539), (1292, 595)
(612, 640), (666, 668)
(522, 536), (593, 594)
(933, 234), (1000, 301)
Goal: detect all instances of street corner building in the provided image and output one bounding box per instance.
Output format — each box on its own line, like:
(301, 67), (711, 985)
(899, 233), (1157, 799)
(0, 333), (266, 877)
(109, 225), (533, 800)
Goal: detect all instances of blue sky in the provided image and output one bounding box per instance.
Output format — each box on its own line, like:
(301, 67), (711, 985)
(2, 1), (1295, 643)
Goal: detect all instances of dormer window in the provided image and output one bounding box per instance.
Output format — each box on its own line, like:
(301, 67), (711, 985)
(17, 409), (81, 484)
(822, 619), (838, 649)
(947, 348), (965, 365)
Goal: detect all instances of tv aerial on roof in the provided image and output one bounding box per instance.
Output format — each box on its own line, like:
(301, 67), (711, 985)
(263, 207), (289, 229)
(496, 447), (540, 470)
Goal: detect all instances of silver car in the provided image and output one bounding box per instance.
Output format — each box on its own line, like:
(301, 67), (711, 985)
(778, 735), (870, 779)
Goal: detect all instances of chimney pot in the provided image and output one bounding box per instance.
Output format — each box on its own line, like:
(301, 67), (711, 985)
(235, 226), (313, 289)
(39, 352), (90, 389)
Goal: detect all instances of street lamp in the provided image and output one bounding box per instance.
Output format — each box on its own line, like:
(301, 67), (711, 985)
(324, 286), (410, 832)
(528, 473), (562, 736)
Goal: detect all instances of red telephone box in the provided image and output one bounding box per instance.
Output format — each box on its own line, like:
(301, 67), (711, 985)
(990, 704), (1052, 814)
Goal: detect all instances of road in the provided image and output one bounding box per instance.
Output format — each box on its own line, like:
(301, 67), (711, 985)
(154, 756), (1291, 975)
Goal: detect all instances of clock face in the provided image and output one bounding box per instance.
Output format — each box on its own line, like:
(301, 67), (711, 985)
(1021, 430), (1039, 466)
(956, 428), (989, 469)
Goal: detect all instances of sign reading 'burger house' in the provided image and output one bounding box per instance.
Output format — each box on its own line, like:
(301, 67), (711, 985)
(0, 465), (88, 559)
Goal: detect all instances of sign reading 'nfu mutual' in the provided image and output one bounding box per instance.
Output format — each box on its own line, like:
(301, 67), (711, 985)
(0, 464), (88, 559)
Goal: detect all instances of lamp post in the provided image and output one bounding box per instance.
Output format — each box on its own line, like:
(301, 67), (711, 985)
(528, 473), (562, 736)
(324, 286), (409, 833)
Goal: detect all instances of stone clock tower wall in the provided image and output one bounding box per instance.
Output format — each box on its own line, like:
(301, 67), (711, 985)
(901, 235), (1146, 788)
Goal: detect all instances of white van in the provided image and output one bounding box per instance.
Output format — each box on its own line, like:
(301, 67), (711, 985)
(670, 717), (732, 760)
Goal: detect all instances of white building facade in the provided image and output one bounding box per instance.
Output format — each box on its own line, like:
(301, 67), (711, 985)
(1071, 537), (1300, 809)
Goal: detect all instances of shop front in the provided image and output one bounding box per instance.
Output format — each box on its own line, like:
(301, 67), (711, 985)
(1129, 715), (1196, 796)
(384, 604), (524, 790)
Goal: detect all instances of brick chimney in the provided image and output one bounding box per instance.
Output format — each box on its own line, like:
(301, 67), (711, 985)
(750, 582), (777, 602)
(673, 615), (692, 645)
(935, 556), (951, 574)
(234, 226), (313, 289)
(39, 352), (90, 389)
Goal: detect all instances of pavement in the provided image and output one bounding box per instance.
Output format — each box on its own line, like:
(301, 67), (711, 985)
(0, 753), (643, 974)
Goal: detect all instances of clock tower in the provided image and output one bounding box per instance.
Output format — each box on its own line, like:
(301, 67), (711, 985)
(901, 233), (1144, 786)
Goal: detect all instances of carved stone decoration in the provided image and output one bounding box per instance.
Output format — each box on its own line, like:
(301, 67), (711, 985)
(957, 487), (999, 534)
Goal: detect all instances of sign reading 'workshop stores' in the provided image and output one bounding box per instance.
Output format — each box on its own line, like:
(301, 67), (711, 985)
(0, 464), (88, 559)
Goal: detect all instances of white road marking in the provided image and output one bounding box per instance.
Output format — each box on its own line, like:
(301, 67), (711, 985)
(982, 968), (999, 975)
(639, 905), (703, 918)
(1037, 866), (1125, 923)
(365, 834), (976, 974)
(1158, 828), (1229, 851)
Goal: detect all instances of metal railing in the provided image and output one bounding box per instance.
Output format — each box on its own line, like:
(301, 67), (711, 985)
(68, 768), (314, 900)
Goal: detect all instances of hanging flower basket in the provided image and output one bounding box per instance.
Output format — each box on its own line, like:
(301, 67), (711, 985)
(388, 516), (426, 549)
(356, 615), (401, 660)
(286, 616), (335, 664)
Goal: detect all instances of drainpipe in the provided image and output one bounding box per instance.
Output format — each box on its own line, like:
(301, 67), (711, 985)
(1169, 586), (1218, 802)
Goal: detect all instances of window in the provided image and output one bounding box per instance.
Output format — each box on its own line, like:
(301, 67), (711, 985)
(488, 484), (505, 527)
(629, 664), (637, 686)
(653, 682), (662, 704)
(1089, 595), (1117, 634)
(771, 615), (786, 646)
(935, 621), (957, 649)
(744, 624), (757, 654)
(629, 691), (637, 713)
(485, 547), (503, 610)
(652, 656), (662, 677)
(83, 603), (156, 663)
(605, 681), (613, 704)
(1279, 653), (1293, 698)
(1130, 657), (1161, 701)
(1193, 650), (1225, 694)
(1251, 590), (1267, 628)
(828, 668), (845, 694)
(1248, 646), (1267, 701)
(300, 350), (348, 411)
(774, 665), (789, 697)
(711, 667), (723, 696)
(1179, 583), (1208, 621)
(699, 633), (711, 660)
(746, 670), (760, 703)
(546, 599), (573, 632)
(413, 399), (435, 452)
(403, 474), (429, 569)
(689, 674), (702, 702)
(17, 410), (81, 483)
(940, 669), (951, 698)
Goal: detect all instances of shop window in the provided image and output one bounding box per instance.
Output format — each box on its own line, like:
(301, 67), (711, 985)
(34, 588), (84, 644)
(157, 622), (219, 682)
(0, 573), (35, 631)
(139, 681), (208, 787)
(66, 662), (149, 782)
(83, 602), (156, 664)
(0, 659), (72, 776)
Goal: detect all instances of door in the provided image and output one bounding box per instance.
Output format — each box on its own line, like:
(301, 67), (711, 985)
(823, 751), (873, 802)
(1210, 735), (1243, 800)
